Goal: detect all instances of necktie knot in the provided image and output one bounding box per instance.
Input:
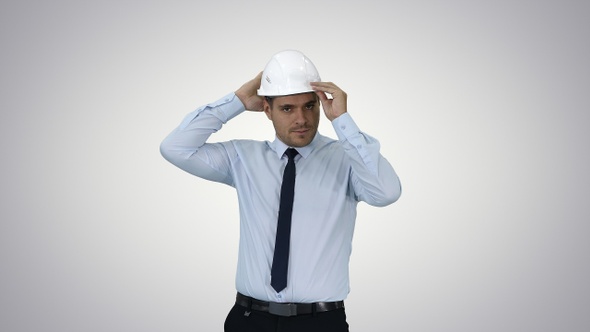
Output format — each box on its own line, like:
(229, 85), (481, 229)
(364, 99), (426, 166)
(285, 148), (298, 160)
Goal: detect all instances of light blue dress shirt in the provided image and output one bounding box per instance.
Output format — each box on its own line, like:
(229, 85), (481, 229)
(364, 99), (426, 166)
(160, 92), (401, 303)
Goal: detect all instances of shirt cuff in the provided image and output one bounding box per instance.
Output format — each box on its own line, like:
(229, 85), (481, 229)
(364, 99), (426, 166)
(205, 92), (245, 123)
(332, 113), (361, 141)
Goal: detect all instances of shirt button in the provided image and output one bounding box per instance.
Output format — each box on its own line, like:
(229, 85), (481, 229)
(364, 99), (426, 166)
(277, 294), (282, 298)
(341, 125), (346, 130)
(357, 144), (362, 149)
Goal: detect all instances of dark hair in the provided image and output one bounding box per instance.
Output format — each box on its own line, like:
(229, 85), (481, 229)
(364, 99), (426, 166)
(265, 96), (274, 107)
(264, 94), (318, 108)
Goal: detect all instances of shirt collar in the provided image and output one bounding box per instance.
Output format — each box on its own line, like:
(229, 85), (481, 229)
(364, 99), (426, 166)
(271, 132), (320, 159)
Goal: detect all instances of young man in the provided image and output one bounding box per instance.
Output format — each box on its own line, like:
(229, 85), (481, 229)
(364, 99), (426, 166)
(160, 50), (401, 331)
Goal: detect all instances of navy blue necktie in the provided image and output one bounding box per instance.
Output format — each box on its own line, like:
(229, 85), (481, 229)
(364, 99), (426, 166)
(271, 148), (298, 292)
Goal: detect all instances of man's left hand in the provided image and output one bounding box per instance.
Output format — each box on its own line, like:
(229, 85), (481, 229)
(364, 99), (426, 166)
(310, 82), (348, 121)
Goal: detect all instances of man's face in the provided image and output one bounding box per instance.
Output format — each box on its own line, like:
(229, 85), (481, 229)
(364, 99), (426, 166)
(263, 92), (320, 147)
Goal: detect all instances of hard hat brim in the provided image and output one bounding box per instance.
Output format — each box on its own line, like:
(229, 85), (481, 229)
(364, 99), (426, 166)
(257, 87), (316, 97)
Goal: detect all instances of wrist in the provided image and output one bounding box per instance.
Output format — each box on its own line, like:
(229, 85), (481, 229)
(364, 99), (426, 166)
(235, 90), (248, 107)
(327, 111), (347, 122)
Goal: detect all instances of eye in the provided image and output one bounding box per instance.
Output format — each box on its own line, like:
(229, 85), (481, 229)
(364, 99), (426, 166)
(305, 104), (315, 110)
(281, 107), (292, 112)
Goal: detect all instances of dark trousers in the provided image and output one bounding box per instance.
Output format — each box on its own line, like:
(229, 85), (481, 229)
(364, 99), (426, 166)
(224, 303), (350, 332)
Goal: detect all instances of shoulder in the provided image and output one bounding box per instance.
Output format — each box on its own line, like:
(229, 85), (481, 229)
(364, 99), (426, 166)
(228, 139), (275, 158)
(230, 139), (271, 149)
(312, 134), (348, 158)
(316, 134), (341, 149)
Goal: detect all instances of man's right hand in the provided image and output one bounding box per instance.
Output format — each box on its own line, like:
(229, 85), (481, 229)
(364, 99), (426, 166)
(235, 72), (264, 112)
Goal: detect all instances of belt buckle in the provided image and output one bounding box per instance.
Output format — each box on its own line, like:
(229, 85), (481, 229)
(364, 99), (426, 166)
(268, 302), (297, 317)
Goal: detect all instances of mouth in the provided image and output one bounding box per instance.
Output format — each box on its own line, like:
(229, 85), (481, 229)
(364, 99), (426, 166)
(291, 128), (310, 134)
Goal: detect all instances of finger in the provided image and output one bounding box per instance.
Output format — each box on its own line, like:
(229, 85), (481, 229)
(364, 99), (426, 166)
(313, 88), (335, 101)
(310, 81), (340, 92)
(314, 90), (332, 110)
(311, 86), (342, 99)
(314, 90), (329, 102)
(254, 71), (263, 81)
(252, 71), (263, 88)
(310, 81), (337, 87)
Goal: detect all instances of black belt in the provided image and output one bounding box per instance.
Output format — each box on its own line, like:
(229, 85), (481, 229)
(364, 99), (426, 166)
(235, 293), (345, 317)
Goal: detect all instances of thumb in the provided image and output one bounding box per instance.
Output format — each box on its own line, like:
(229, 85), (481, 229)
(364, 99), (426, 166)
(315, 91), (332, 112)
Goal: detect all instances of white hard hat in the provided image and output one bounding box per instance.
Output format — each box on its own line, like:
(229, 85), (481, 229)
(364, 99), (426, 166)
(257, 50), (321, 97)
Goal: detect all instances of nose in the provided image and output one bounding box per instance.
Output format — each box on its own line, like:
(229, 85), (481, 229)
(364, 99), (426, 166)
(293, 108), (307, 125)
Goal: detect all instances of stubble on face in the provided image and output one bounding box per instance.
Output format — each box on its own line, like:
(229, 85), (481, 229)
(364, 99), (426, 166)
(264, 93), (320, 147)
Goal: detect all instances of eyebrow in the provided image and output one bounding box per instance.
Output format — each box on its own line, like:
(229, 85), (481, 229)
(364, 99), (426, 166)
(277, 100), (317, 108)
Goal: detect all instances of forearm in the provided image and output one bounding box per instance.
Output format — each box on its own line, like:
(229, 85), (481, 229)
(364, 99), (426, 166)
(160, 92), (244, 182)
(333, 113), (402, 206)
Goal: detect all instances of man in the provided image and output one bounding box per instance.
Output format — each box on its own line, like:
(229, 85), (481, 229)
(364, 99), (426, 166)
(160, 50), (401, 331)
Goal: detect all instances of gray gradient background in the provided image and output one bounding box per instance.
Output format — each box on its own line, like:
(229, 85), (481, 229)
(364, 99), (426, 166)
(1, 0), (588, 331)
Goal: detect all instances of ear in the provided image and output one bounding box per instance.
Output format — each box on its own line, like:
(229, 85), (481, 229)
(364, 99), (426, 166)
(263, 99), (272, 120)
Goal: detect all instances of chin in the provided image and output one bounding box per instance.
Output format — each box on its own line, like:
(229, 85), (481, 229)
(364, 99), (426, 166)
(282, 131), (315, 147)
(293, 139), (313, 147)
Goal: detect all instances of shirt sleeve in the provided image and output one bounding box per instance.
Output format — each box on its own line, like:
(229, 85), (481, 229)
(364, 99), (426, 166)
(332, 113), (402, 206)
(160, 92), (244, 186)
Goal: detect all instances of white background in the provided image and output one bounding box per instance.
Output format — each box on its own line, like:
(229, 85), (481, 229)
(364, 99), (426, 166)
(1, 0), (588, 331)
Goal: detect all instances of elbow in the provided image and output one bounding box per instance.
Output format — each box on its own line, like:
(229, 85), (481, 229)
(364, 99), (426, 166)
(367, 178), (402, 207)
(376, 181), (402, 207)
(366, 158), (402, 207)
(386, 181), (402, 205)
(160, 137), (185, 165)
(159, 139), (173, 163)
